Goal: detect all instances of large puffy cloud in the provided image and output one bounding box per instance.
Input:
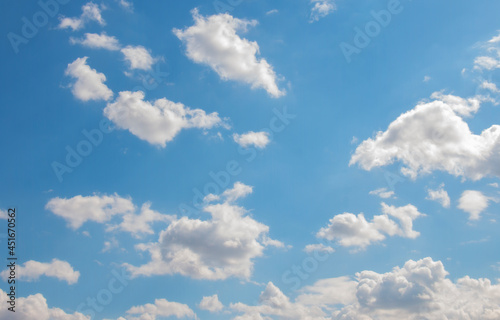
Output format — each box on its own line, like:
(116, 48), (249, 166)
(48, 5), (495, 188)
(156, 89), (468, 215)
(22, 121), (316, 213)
(121, 45), (155, 70)
(315, 203), (424, 249)
(104, 91), (225, 147)
(124, 299), (196, 319)
(173, 9), (285, 98)
(124, 182), (284, 280)
(310, 0), (336, 22)
(70, 32), (121, 50)
(65, 57), (114, 102)
(229, 258), (500, 320)
(58, 2), (105, 31)
(0, 259), (79, 284)
(350, 92), (500, 180)
(458, 190), (492, 220)
(0, 289), (89, 320)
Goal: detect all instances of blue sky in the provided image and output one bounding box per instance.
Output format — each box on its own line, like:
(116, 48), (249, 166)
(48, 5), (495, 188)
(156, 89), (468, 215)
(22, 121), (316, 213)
(2, 0), (500, 319)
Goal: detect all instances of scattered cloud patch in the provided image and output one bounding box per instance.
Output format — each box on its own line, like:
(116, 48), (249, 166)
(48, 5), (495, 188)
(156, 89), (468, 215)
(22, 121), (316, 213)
(0, 259), (79, 285)
(458, 190), (491, 220)
(315, 203), (424, 250)
(125, 299), (196, 319)
(423, 75), (431, 82)
(121, 45), (155, 70)
(266, 9), (279, 15)
(310, 0), (336, 22)
(104, 91), (225, 147)
(199, 294), (224, 313)
(118, 0), (134, 12)
(369, 187), (395, 199)
(58, 2), (105, 31)
(174, 9), (285, 97)
(304, 243), (335, 253)
(65, 57), (113, 102)
(426, 184), (451, 208)
(70, 32), (121, 50)
(233, 131), (270, 149)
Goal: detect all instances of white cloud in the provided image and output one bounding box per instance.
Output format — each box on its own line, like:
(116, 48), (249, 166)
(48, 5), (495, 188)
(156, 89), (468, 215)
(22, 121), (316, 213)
(118, 0), (134, 12)
(229, 258), (500, 320)
(489, 31), (500, 43)
(173, 9), (285, 98)
(199, 294), (224, 313)
(315, 203), (423, 249)
(266, 9), (279, 15)
(46, 194), (134, 229)
(304, 243), (335, 253)
(426, 184), (451, 208)
(0, 288), (89, 320)
(474, 56), (500, 71)
(104, 91), (225, 147)
(58, 2), (105, 31)
(350, 92), (500, 180)
(46, 193), (173, 237)
(310, 0), (336, 22)
(70, 32), (121, 50)
(65, 57), (114, 102)
(107, 202), (175, 237)
(124, 182), (284, 280)
(125, 299), (196, 319)
(458, 190), (491, 220)
(233, 131), (270, 149)
(0, 259), (79, 285)
(481, 80), (500, 93)
(423, 75), (431, 82)
(489, 182), (499, 188)
(231, 282), (330, 319)
(0, 209), (8, 219)
(369, 187), (395, 199)
(121, 45), (155, 70)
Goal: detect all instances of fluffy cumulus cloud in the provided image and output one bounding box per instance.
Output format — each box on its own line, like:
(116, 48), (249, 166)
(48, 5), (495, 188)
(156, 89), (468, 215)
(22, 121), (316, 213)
(458, 190), (491, 220)
(104, 91), (225, 147)
(173, 9), (285, 98)
(124, 182), (284, 280)
(121, 45), (155, 70)
(0, 259), (79, 284)
(350, 92), (500, 180)
(65, 57), (114, 102)
(369, 187), (395, 199)
(199, 294), (224, 313)
(473, 31), (500, 71)
(46, 193), (173, 237)
(0, 289), (89, 320)
(426, 184), (451, 208)
(233, 131), (270, 149)
(70, 32), (121, 50)
(124, 299), (196, 320)
(310, 0), (336, 22)
(58, 2), (105, 31)
(46, 193), (134, 229)
(229, 258), (500, 319)
(315, 203), (424, 249)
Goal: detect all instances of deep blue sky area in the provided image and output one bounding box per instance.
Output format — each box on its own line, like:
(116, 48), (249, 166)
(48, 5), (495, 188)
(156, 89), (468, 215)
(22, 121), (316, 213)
(1, 1), (500, 319)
